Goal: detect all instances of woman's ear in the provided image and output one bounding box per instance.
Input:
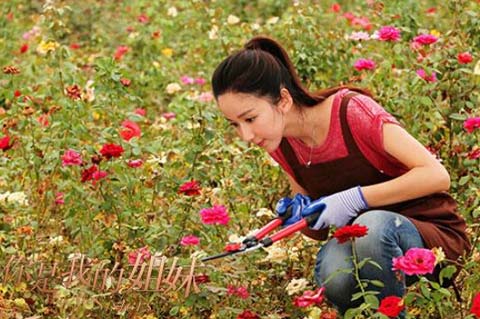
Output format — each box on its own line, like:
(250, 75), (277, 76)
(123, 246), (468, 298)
(277, 88), (294, 114)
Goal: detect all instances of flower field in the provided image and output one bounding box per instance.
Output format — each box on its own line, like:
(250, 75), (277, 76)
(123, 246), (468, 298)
(0, 0), (479, 318)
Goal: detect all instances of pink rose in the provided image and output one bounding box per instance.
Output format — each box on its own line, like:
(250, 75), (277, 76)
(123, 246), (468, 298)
(416, 69), (437, 82)
(464, 117), (480, 133)
(61, 149), (83, 166)
(392, 247), (436, 276)
(162, 112), (176, 120)
(55, 192), (65, 205)
(114, 45), (129, 61)
(199, 204), (230, 225)
(293, 287), (325, 308)
(413, 34), (438, 45)
(134, 108), (146, 116)
(128, 246), (151, 265)
(180, 235), (200, 246)
(127, 159), (144, 168)
(377, 26), (401, 42)
(195, 77), (206, 85)
(354, 58), (376, 71)
(180, 75), (194, 85)
(227, 285), (250, 299)
(197, 92), (214, 103)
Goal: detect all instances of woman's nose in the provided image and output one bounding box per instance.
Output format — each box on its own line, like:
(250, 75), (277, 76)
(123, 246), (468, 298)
(238, 124), (254, 142)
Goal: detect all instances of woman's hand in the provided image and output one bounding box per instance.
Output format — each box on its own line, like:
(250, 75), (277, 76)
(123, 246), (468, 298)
(301, 186), (369, 230)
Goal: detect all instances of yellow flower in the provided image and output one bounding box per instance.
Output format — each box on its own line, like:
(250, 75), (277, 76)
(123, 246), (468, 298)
(162, 48), (173, 57)
(36, 40), (60, 55)
(430, 29), (441, 38)
(92, 112), (101, 120)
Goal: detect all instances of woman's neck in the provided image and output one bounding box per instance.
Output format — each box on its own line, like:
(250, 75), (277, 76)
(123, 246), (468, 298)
(283, 96), (334, 147)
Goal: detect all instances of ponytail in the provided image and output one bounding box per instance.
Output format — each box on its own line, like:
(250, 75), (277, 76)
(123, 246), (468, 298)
(212, 36), (371, 107)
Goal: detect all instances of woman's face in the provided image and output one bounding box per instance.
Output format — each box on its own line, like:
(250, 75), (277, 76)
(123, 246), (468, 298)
(217, 92), (285, 153)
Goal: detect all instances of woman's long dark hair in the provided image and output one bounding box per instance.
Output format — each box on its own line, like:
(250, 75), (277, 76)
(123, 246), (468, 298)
(212, 36), (371, 106)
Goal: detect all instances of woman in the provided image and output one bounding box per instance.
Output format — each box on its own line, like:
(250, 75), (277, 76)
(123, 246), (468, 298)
(211, 36), (470, 316)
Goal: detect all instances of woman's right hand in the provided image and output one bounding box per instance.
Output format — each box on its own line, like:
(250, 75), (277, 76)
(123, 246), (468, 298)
(275, 194), (311, 226)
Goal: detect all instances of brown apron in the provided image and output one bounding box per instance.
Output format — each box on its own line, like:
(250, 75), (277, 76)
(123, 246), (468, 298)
(279, 92), (471, 263)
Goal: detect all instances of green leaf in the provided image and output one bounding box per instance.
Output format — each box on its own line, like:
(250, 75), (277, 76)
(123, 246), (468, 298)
(458, 175), (470, 186)
(169, 306), (179, 316)
(449, 113), (467, 121)
(370, 280), (385, 288)
(364, 294), (379, 309)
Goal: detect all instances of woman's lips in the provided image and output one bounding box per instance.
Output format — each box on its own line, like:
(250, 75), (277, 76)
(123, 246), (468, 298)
(256, 140), (266, 147)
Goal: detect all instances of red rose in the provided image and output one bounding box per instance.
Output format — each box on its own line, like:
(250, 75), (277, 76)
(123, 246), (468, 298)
(119, 120), (141, 141)
(458, 52), (473, 64)
(81, 165), (98, 183)
(100, 143), (124, 159)
(0, 135), (12, 151)
(332, 224), (368, 244)
(378, 296), (405, 318)
(120, 78), (131, 87)
(471, 292), (480, 317)
(178, 180), (201, 196)
(237, 310), (259, 319)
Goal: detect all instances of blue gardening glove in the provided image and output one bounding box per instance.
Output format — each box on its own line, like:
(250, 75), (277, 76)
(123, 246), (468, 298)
(275, 194), (312, 226)
(301, 186), (369, 230)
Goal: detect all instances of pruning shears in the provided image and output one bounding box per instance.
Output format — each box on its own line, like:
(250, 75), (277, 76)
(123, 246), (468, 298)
(200, 209), (323, 262)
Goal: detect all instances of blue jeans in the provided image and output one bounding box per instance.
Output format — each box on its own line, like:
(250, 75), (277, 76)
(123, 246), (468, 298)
(314, 210), (425, 317)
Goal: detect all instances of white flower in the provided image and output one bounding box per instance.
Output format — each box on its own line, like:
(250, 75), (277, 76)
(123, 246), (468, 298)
(266, 16), (279, 24)
(348, 31), (371, 41)
(49, 235), (64, 245)
(256, 208), (274, 218)
(166, 82), (181, 94)
(227, 14), (240, 25)
(167, 6), (178, 17)
(432, 247), (446, 265)
(82, 80), (95, 102)
(251, 23), (261, 30)
(208, 25), (219, 40)
(261, 245), (288, 263)
(0, 191), (29, 206)
(286, 278), (309, 295)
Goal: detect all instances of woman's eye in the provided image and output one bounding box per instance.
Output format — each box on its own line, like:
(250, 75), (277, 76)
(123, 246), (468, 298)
(245, 117), (256, 123)
(228, 122), (238, 127)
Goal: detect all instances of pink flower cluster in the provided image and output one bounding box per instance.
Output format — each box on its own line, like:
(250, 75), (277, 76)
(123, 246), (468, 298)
(413, 34), (438, 45)
(392, 248), (436, 276)
(61, 149), (82, 166)
(199, 204), (230, 225)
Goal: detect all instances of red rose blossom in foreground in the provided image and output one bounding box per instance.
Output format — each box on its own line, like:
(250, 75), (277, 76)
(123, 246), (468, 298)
(178, 180), (201, 196)
(378, 296), (405, 318)
(333, 224), (368, 243)
(392, 247), (436, 275)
